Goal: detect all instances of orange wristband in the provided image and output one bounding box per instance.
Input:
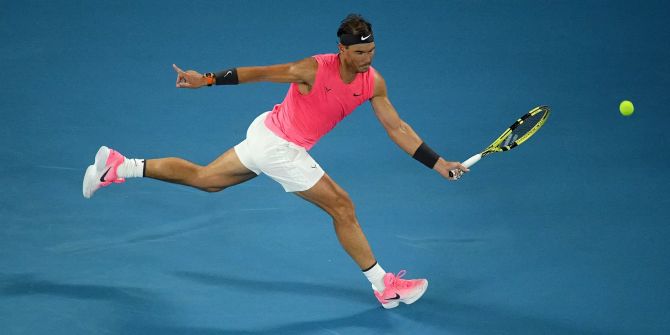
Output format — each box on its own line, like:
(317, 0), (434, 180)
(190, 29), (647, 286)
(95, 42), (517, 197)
(204, 73), (215, 86)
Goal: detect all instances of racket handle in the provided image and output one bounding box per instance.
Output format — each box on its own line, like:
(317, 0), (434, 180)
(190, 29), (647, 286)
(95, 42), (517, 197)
(462, 153), (482, 168)
(448, 154), (481, 178)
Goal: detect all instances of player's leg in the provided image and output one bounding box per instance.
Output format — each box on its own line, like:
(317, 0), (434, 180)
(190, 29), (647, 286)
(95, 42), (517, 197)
(295, 174), (428, 309)
(295, 173), (375, 269)
(83, 146), (257, 198)
(84, 113), (277, 198)
(145, 148), (257, 192)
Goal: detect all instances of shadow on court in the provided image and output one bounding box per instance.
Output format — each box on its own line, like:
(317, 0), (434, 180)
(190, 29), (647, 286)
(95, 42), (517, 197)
(0, 273), (150, 303)
(120, 300), (612, 335)
(167, 271), (612, 335)
(127, 307), (391, 335)
(0, 268), (633, 334)
(174, 271), (372, 305)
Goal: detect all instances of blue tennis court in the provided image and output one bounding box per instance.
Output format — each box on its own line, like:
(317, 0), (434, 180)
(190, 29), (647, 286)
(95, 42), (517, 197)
(2, 1), (669, 334)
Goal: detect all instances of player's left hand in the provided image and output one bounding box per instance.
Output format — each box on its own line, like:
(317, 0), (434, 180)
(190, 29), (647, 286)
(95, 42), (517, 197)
(173, 64), (206, 89)
(433, 158), (469, 181)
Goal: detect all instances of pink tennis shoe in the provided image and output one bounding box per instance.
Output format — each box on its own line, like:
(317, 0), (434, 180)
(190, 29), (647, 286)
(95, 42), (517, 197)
(374, 270), (428, 309)
(82, 146), (126, 198)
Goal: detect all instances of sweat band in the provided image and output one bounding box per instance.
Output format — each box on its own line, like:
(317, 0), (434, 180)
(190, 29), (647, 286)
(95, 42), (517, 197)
(339, 33), (374, 46)
(362, 261), (378, 272)
(214, 68), (239, 85)
(203, 73), (214, 86)
(412, 142), (440, 169)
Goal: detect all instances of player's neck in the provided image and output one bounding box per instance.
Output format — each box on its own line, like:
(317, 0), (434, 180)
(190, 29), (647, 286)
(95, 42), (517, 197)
(338, 56), (357, 84)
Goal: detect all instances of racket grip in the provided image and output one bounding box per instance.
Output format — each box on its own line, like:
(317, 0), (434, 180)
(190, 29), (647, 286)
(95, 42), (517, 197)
(448, 154), (481, 178)
(462, 154), (482, 168)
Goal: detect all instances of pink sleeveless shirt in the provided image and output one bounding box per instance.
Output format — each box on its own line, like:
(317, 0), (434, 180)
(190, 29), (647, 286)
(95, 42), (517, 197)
(264, 53), (376, 150)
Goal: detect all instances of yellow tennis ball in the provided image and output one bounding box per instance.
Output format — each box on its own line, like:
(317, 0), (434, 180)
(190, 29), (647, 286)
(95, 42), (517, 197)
(619, 100), (634, 116)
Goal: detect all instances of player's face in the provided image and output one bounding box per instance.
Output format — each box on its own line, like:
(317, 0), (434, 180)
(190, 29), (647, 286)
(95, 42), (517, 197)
(342, 43), (376, 72)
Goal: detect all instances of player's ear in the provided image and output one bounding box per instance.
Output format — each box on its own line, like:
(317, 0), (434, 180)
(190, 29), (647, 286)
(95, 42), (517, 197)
(337, 43), (347, 53)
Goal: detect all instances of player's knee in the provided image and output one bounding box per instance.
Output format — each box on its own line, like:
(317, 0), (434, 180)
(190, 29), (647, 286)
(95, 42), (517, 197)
(193, 168), (226, 193)
(201, 186), (225, 193)
(331, 192), (356, 221)
(196, 179), (226, 193)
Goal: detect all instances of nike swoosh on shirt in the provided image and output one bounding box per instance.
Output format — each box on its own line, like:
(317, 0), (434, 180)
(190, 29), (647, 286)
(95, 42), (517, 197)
(361, 34), (371, 41)
(353, 93), (362, 96)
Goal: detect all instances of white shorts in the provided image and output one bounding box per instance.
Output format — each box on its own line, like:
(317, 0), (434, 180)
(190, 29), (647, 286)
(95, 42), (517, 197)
(234, 112), (325, 192)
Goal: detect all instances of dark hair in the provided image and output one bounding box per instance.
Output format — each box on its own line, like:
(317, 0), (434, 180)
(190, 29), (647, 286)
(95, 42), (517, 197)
(337, 14), (373, 38)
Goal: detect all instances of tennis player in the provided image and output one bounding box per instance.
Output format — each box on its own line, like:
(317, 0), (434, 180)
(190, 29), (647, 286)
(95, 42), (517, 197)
(83, 14), (468, 309)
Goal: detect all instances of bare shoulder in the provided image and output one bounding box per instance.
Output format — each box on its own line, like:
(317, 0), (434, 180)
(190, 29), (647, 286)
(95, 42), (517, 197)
(293, 56), (318, 69)
(290, 57), (318, 83)
(372, 68), (387, 98)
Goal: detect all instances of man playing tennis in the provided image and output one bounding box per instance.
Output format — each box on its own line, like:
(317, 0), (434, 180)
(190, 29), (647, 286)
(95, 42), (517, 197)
(82, 14), (468, 309)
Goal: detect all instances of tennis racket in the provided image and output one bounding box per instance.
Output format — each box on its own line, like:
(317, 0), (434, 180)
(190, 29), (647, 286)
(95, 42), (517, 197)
(450, 105), (551, 178)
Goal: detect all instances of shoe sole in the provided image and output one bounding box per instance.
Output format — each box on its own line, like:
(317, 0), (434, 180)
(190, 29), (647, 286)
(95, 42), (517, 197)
(381, 279), (429, 309)
(82, 146), (110, 199)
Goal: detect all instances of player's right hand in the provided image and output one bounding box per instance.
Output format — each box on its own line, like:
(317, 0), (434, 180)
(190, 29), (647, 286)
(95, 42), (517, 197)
(434, 158), (469, 181)
(173, 64), (206, 89)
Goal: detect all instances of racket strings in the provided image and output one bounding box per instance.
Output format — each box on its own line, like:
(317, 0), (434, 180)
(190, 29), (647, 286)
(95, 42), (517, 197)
(498, 110), (547, 149)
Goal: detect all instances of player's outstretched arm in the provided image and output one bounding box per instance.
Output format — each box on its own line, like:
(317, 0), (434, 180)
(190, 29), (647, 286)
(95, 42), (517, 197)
(173, 57), (317, 89)
(370, 71), (468, 180)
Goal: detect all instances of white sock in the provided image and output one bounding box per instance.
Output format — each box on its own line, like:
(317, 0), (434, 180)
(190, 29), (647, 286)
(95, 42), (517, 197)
(117, 158), (145, 178)
(363, 262), (387, 292)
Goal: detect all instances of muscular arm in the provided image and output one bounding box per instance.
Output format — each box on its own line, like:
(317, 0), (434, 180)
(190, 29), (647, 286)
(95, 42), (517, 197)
(369, 71), (424, 155)
(370, 70), (467, 179)
(173, 57), (317, 88)
(237, 57), (316, 84)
